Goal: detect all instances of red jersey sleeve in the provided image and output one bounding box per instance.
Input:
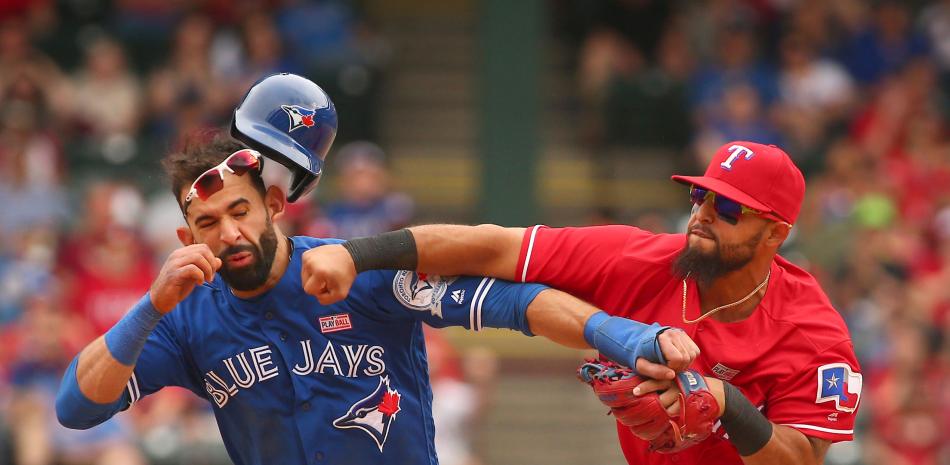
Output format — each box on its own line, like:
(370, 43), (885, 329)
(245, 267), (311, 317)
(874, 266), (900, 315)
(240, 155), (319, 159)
(515, 225), (636, 299)
(765, 339), (863, 442)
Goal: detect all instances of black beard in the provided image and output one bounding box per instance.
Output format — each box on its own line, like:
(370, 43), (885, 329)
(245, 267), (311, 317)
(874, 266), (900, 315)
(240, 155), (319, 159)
(672, 229), (763, 287)
(218, 219), (279, 291)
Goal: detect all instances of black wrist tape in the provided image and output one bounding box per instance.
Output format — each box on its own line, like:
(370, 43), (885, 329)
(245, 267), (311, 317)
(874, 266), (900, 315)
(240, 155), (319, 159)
(342, 229), (418, 273)
(720, 382), (773, 456)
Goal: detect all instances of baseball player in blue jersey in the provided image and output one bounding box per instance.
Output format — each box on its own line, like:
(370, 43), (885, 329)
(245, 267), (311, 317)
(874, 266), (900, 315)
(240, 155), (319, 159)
(55, 74), (699, 465)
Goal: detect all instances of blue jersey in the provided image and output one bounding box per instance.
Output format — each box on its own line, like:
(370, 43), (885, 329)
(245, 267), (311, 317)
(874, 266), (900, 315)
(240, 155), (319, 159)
(116, 236), (544, 465)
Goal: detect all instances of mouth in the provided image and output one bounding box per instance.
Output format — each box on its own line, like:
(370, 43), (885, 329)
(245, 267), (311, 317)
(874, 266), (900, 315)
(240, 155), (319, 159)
(689, 228), (715, 240)
(226, 251), (254, 267)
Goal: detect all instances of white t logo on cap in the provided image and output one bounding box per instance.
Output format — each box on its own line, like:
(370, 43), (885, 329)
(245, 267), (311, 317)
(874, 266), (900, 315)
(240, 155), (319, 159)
(720, 145), (755, 171)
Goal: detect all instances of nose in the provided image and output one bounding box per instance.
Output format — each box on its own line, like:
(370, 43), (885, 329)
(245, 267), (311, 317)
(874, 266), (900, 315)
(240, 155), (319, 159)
(218, 217), (243, 245)
(694, 198), (717, 225)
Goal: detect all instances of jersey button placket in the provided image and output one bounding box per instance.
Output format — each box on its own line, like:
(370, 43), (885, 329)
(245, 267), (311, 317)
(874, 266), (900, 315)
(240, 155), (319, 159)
(301, 401), (311, 411)
(265, 311), (275, 320)
(315, 451), (325, 462)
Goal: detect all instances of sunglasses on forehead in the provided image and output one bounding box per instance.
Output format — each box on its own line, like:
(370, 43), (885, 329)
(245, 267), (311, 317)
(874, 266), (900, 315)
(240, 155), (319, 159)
(184, 149), (263, 205)
(689, 186), (788, 226)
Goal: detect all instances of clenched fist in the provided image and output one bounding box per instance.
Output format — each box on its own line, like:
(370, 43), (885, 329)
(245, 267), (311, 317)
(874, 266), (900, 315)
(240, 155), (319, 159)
(658, 328), (701, 373)
(150, 244), (223, 313)
(301, 244), (358, 305)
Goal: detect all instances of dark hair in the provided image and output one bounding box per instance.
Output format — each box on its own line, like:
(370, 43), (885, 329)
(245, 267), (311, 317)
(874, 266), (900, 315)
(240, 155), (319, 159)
(162, 129), (266, 206)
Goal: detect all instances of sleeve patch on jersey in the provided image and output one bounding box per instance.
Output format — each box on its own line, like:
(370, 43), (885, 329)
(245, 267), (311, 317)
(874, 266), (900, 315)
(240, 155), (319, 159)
(815, 363), (862, 413)
(392, 271), (456, 318)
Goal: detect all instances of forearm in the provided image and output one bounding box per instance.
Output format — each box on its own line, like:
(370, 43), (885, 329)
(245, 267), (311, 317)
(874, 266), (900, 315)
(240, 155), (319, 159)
(410, 224), (524, 279)
(710, 379), (828, 465)
(56, 294), (162, 428)
(740, 425), (826, 465)
(74, 337), (137, 403)
(56, 344), (133, 429)
(525, 289), (675, 369)
(525, 289), (599, 348)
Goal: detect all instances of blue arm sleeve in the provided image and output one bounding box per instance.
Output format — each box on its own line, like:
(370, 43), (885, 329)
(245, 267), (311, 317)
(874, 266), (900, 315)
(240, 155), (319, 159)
(366, 270), (546, 335)
(104, 294), (163, 365)
(55, 356), (128, 430)
(56, 296), (204, 429)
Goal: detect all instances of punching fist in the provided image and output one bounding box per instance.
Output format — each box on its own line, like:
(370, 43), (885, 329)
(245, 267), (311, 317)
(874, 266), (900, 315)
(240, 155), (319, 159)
(301, 244), (358, 305)
(150, 244), (223, 313)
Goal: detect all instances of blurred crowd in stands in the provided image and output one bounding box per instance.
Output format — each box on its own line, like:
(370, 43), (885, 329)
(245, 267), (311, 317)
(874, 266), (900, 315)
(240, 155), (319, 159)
(1, 0), (949, 464)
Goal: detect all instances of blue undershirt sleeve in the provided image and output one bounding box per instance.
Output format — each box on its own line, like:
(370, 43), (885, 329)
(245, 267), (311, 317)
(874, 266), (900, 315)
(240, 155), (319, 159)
(56, 294), (203, 429)
(55, 356), (129, 430)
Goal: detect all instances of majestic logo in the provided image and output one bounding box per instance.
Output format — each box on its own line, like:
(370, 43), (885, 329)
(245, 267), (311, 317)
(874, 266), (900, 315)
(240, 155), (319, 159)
(720, 144), (755, 171)
(392, 271), (455, 318)
(333, 376), (402, 451)
(711, 363), (740, 381)
(281, 104), (317, 132)
(816, 363), (862, 413)
(319, 313), (353, 334)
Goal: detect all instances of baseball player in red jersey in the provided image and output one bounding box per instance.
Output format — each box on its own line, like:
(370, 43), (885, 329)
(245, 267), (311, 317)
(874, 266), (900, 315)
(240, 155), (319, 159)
(299, 141), (862, 465)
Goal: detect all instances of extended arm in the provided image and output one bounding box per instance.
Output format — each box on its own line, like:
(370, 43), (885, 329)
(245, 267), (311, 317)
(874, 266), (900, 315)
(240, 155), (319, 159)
(303, 225), (523, 305)
(411, 224), (524, 279)
(375, 271), (698, 376)
(527, 289), (697, 377)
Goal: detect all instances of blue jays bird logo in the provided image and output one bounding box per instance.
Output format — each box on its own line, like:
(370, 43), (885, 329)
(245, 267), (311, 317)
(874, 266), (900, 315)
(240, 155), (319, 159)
(281, 104), (317, 132)
(409, 272), (434, 301)
(392, 271), (455, 318)
(333, 376), (402, 451)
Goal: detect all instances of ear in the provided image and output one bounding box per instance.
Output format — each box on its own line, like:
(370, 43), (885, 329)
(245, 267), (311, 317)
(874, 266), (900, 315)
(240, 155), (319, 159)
(764, 222), (791, 247)
(264, 185), (287, 222)
(177, 227), (195, 246)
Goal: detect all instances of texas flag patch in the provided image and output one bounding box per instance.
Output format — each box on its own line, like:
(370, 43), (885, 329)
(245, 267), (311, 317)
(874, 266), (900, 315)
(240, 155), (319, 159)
(815, 363), (862, 413)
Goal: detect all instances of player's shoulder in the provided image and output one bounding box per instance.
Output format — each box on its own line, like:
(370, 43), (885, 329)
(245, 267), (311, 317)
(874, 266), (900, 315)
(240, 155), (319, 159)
(291, 235), (345, 251)
(618, 229), (685, 266)
(535, 224), (684, 263)
(764, 256), (852, 352)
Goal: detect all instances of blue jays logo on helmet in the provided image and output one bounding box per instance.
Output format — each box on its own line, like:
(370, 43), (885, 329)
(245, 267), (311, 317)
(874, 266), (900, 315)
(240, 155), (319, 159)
(281, 104), (318, 132)
(231, 73), (338, 202)
(333, 376), (402, 451)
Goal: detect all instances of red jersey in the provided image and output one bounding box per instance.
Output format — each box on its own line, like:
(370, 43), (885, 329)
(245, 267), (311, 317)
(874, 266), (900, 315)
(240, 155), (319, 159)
(515, 225), (862, 465)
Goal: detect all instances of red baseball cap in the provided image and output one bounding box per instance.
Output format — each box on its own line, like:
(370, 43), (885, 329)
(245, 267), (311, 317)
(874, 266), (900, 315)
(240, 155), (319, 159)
(671, 141), (806, 224)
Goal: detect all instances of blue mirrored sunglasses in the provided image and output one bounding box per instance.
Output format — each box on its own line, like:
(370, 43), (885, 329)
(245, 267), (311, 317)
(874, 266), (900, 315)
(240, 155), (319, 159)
(689, 186), (765, 225)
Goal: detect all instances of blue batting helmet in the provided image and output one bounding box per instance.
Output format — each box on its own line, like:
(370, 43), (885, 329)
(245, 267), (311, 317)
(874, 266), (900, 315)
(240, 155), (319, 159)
(231, 73), (338, 202)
